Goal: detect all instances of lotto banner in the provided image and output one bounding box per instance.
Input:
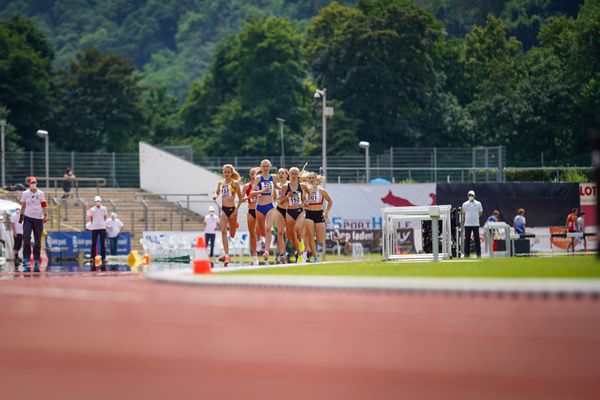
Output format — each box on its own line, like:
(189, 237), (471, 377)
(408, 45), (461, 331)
(580, 183), (596, 228)
(46, 231), (131, 259)
(326, 183), (436, 230)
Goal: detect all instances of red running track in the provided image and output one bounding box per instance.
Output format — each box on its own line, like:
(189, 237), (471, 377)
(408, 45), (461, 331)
(0, 272), (599, 400)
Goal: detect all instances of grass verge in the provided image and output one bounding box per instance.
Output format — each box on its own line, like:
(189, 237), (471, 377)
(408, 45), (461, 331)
(222, 255), (600, 279)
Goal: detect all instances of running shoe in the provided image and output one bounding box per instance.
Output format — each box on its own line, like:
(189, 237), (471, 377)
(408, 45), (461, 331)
(224, 255), (231, 265)
(217, 255), (226, 262)
(298, 240), (305, 253)
(252, 256), (259, 266)
(263, 251), (269, 261)
(313, 257), (319, 263)
(22, 259), (30, 272)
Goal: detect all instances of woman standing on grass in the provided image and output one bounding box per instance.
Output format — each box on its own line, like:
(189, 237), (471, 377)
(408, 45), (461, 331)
(282, 167), (308, 263)
(303, 171), (333, 263)
(274, 168), (289, 263)
(212, 164), (243, 265)
(253, 159), (280, 262)
(241, 167), (260, 266)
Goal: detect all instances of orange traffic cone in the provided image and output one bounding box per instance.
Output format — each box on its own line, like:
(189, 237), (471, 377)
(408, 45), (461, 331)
(143, 253), (150, 269)
(193, 236), (212, 274)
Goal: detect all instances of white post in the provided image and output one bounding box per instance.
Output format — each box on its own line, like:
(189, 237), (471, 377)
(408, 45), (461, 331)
(0, 118), (5, 187)
(429, 206), (440, 262)
(277, 117), (285, 168)
(321, 89), (327, 183)
(45, 135), (49, 188)
(365, 145), (370, 183)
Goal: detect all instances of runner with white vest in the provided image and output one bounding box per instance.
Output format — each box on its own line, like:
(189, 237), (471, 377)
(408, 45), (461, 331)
(19, 176), (47, 272)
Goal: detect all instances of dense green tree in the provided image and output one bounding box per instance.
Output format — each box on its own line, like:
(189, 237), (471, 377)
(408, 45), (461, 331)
(0, 14), (54, 149)
(0, 106), (24, 152)
(54, 47), (144, 152)
(461, 15), (525, 150)
(181, 16), (309, 156)
(140, 86), (181, 144)
(305, 0), (443, 151)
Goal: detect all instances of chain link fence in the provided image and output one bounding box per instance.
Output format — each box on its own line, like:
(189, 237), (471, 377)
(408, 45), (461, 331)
(5, 146), (590, 187)
(5, 151), (139, 187)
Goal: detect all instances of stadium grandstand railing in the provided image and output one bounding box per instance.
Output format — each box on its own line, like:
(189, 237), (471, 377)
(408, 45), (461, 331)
(4, 146), (592, 187)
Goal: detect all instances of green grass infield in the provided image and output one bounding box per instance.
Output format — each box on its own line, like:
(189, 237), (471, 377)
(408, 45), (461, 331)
(222, 255), (600, 279)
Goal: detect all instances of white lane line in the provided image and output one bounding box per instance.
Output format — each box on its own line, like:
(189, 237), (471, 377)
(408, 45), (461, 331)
(145, 269), (600, 295)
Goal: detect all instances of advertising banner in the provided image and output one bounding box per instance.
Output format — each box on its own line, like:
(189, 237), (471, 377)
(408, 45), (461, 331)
(327, 183), (436, 230)
(46, 231), (131, 259)
(527, 226), (596, 252)
(580, 183), (596, 228)
(325, 228), (382, 253)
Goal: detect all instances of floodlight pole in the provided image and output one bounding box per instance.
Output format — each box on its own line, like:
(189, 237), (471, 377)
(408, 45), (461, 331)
(0, 119), (5, 188)
(36, 130), (49, 188)
(277, 117), (285, 168)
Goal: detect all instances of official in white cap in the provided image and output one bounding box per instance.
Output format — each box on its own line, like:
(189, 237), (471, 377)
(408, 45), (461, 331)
(86, 195), (108, 270)
(461, 190), (483, 257)
(106, 212), (124, 255)
(204, 206), (220, 258)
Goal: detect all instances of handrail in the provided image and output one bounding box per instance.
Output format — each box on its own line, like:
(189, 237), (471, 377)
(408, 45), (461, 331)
(135, 193), (211, 210)
(44, 177), (107, 198)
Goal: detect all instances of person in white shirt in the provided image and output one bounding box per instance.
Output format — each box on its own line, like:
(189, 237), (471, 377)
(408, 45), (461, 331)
(10, 207), (24, 271)
(203, 206), (220, 257)
(87, 195), (108, 270)
(20, 176), (47, 272)
(461, 190), (483, 258)
(106, 212), (124, 255)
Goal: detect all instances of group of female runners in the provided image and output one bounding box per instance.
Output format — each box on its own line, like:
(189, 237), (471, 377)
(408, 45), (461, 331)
(211, 159), (333, 266)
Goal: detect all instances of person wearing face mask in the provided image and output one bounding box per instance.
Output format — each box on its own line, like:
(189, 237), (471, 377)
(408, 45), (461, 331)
(461, 190), (483, 258)
(19, 176), (47, 272)
(87, 195), (108, 270)
(106, 212), (124, 255)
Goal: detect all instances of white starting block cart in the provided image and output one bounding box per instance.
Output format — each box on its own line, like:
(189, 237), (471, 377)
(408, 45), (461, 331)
(382, 205), (453, 262)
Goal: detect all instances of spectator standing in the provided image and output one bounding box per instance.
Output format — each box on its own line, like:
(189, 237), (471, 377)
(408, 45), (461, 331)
(20, 176), (47, 272)
(204, 206), (219, 257)
(461, 190), (483, 258)
(513, 208), (527, 235)
(577, 211), (587, 253)
(87, 195), (108, 270)
(566, 208), (578, 254)
(62, 166), (76, 199)
(106, 212), (124, 255)
(10, 207), (23, 271)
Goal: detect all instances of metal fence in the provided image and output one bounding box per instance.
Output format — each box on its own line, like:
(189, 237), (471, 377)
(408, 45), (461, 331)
(189, 146), (507, 183)
(5, 146), (591, 187)
(5, 151), (139, 187)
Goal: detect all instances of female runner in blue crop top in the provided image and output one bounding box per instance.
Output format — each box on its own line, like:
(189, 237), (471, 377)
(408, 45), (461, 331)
(253, 159), (282, 262)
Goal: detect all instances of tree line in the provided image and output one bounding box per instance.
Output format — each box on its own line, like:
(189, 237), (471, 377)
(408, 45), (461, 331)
(0, 0), (597, 165)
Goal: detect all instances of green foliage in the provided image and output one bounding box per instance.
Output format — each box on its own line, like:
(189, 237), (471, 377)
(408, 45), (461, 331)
(505, 168), (591, 182)
(0, 14), (54, 149)
(180, 16), (310, 156)
(305, 1), (444, 152)
(0, 0), (596, 170)
(560, 169), (591, 183)
(0, 106), (24, 152)
(54, 47), (145, 152)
